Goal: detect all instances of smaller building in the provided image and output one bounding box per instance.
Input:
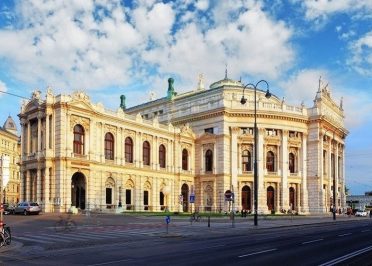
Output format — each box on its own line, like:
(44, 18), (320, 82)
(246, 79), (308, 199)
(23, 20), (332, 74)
(346, 195), (372, 210)
(0, 116), (21, 204)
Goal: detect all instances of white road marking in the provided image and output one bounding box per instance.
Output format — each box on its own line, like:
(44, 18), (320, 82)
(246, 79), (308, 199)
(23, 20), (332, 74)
(14, 236), (54, 244)
(302, 239), (323, 245)
(238, 248), (277, 258)
(87, 259), (132, 266)
(338, 233), (352, 237)
(319, 245), (372, 266)
(361, 229), (370, 232)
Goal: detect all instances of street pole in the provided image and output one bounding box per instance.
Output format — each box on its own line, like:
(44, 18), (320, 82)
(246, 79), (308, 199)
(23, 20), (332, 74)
(333, 159), (336, 220)
(253, 85), (258, 226)
(241, 80), (271, 226)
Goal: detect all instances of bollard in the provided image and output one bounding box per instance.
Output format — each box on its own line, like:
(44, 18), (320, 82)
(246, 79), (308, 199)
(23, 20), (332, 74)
(208, 215), (210, 227)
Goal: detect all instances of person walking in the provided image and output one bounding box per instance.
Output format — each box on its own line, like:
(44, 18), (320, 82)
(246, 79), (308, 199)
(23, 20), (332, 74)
(369, 209), (372, 219)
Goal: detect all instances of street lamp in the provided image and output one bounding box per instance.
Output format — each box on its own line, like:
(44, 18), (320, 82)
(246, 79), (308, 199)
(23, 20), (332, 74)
(240, 80), (271, 226)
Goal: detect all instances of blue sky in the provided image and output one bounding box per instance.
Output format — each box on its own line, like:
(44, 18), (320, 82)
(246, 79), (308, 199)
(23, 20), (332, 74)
(0, 0), (371, 195)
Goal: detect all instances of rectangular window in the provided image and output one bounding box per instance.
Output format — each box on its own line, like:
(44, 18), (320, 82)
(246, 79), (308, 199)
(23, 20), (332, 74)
(144, 191), (149, 206)
(125, 189), (131, 205)
(204, 127), (214, 134)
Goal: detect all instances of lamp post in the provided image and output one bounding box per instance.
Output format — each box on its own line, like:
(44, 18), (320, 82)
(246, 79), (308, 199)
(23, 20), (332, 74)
(240, 80), (271, 226)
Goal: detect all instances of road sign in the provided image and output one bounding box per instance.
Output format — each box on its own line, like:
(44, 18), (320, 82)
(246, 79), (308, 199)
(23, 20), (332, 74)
(190, 194), (195, 203)
(165, 215), (171, 224)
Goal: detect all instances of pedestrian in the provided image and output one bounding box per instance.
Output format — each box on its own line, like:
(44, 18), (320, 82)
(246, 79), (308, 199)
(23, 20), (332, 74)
(369, 209), (372, 219)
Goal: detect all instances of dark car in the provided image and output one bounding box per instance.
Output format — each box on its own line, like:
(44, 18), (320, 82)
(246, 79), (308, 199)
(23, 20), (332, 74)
(3, 203), (16, 215)
(14, 202), (41, 215)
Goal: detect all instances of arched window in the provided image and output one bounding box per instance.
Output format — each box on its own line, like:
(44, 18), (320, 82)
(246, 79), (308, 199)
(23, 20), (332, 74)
(182, 149), (188, 170)
(159, 144), (166, 168)
(289, 153), (295, 173)
(266, 151), (275, 172)
(242, 150), (252, 172)
(143, 141), (150, 166)
(205, 149), (213, 172)
(73, 124), (84, 155)
(104, 133), (114, 160)
(125, 137), (133, 163)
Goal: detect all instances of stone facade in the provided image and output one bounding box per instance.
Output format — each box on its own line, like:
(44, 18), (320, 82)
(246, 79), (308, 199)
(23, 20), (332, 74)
(0, 116), (20, 204)
(19, 76), (348, 214)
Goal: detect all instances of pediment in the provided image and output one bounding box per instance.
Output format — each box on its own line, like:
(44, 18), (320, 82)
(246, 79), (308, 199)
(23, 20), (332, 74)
(198, 132), (216, 141)
(68, 99), (96, 113)
(179, 123), (195, 139)
(23, 99), (42, 113)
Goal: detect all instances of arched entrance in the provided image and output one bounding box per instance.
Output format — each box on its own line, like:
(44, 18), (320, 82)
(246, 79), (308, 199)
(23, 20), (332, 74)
(241, 186), (252, 211)
(289, 187), (295, 210)
(267, 186), (275, 211)
(181, 184), (189, 212)
(71, 172), (86, 210)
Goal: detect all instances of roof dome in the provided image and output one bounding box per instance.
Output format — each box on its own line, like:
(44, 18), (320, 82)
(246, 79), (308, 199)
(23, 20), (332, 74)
(209, 78), (243, 90)
(3, 116), (18, 135)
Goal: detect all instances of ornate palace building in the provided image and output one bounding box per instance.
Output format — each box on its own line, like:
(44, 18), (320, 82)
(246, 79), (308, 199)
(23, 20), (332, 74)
(0, 116), (21, 204)
(18, 75), (348, 214)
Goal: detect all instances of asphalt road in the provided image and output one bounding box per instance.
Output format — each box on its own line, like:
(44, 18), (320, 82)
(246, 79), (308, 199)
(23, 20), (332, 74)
(0, 213), (371, 265)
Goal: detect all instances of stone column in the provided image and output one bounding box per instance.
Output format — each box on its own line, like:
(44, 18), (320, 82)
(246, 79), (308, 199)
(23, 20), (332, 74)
(66, 113), (72, 156)
(26, 170), (30, 201)
(45, 114), (49, 151)
(36, 169), (41, 204)
(136, 132), (142, 168)
(230, 127), (239, 196)
(44, 167), (50, 212)
(301, 133), (309, 213)
(257, 128), (266, 213)
(27, 121), (31, 154)
(153, 136), (158, 170)
(213, 143), (217, 175)
(20, 121), (27, 156)
(335, 141), (339, 210)
(281, 130), (289, 210)
(20, 171), (25, 202)
(37, 114), (42, 154)
(327, 137), (332, 211)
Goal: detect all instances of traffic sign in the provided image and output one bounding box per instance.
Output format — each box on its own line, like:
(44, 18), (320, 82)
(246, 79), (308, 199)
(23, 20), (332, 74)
(165, 215), (171, 224)
(190, 194), (195, 203)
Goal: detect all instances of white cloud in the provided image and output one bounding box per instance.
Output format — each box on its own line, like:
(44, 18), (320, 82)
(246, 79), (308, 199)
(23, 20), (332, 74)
(279, 68), (372, 129)
(347, 31), (372, 76)
(195, 0), (209, 11)
(0, 80), (7, 95)
(0, 0), (294, 97)
(280, 69), (327, 105)
(298, 0), (372, 21)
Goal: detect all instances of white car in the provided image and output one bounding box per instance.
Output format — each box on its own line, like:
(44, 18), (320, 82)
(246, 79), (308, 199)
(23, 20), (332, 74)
(354, 210), (367, 217)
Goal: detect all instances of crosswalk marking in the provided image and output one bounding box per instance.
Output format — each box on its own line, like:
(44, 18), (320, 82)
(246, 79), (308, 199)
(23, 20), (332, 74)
(14, 236), (54, 244)
(13, 227), (163, 245)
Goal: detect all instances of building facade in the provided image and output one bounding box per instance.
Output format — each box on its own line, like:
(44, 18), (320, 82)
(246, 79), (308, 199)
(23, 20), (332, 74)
(18, 76), (348, 214)
(0, 116), (21, 204)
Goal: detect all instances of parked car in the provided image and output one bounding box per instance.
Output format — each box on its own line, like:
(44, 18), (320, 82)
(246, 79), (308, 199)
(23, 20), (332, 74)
(355, 209), (367, 217)
(3, 203), (16, 215)
(14, 202), (41, 215)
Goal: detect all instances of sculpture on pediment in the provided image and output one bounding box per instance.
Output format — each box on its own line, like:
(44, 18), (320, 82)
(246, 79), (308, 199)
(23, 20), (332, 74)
(31, 90), (41, 100)
(46, 86), (53, 97)
(72, 91), (90, 102)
